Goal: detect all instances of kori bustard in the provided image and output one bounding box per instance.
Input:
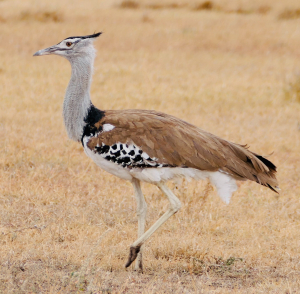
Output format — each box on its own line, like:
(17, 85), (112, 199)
(34, 33), (278, 271)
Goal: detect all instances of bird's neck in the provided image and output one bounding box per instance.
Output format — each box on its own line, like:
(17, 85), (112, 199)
(63, 55), (95, 141)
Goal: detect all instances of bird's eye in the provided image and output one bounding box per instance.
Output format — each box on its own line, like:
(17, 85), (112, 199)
(66, 42), (73, 47)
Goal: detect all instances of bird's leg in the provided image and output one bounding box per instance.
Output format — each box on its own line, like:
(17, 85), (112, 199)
(131, 178), (147, 272)
(125, 182), (181, 268)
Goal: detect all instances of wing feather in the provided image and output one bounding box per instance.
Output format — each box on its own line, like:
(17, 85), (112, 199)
(86, 109), (278, 190)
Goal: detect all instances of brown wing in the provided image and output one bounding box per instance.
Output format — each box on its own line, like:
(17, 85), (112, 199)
(88, 109), (278, 190)
(88, 110), (227, 170)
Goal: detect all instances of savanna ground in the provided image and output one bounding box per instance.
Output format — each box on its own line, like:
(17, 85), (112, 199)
(0, 0), (300, 292)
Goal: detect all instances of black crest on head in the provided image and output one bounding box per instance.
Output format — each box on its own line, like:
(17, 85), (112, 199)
(65, 32), (102, 40)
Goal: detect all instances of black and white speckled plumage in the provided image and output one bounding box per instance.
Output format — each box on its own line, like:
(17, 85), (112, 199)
(81, 106), (169, 169)
(93, 142), (168, 169)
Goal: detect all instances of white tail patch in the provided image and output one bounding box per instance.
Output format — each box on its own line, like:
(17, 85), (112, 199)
(209, 171), (237, 204)
(130, 168), (237, 204)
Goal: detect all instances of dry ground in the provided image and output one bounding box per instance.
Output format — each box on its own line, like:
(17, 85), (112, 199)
(1, 0), (300, 293)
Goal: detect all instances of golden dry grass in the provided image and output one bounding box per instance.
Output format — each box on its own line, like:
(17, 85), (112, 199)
(1, 0), (300, 293)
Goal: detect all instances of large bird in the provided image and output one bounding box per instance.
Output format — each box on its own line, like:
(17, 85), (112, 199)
(34, 32), (278, 271)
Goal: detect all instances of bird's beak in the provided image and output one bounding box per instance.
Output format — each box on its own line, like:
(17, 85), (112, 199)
(33, 46), (56, 56)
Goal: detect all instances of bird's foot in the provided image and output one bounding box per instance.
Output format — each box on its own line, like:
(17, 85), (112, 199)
(125, 245), (141, 268)
(134, 252), (143, 273)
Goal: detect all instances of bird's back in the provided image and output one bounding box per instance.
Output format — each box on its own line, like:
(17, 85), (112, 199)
(83, 109), (278, 191)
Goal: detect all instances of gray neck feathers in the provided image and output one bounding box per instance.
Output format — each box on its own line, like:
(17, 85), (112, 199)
(63, 53), (94, 141)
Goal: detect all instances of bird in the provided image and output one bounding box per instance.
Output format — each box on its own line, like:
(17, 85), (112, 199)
(33, 32), (278, 272)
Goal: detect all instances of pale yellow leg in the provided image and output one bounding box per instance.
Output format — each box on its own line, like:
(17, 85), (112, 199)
(125, 182), (181, 269)
(131, 178), (147, 271)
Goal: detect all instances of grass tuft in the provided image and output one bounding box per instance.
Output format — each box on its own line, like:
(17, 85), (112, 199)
(278, 8), (300, 20)
(118, 1), (140, 9)
(257, 5), (271, 14)
(19, 10), (63, 22)
(192, 1), (214, 11)
(283, 73), (300, 103)
(146, 3), (185, 10)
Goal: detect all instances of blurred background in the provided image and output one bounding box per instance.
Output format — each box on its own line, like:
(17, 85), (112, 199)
(0, 0), (300, 292)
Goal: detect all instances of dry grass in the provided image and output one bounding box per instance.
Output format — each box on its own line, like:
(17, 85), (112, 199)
(119, 0), (272, 15)
(1, 0), (300, 292)
(192, 1), (215, 11)
(119, 1), (140, 10)
(284, 73), (300, 103)
(278, 8), (300, 20)
(19, 11), (63, 23)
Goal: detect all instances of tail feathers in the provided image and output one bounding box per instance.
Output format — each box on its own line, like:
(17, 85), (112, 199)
(253, 153), (277, 172)
(223, 142), (278, 193)
(267, 183), (279, 194)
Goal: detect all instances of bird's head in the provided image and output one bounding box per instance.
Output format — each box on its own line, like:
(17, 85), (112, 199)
(33, 32), (102, 60)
